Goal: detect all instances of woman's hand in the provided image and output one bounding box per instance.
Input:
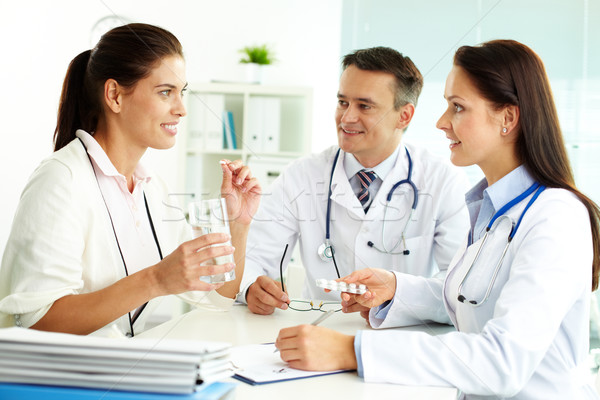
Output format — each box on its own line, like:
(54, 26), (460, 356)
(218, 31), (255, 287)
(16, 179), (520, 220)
(339, 268), (397, 310)
(275, 325), (357, 371)
(150, 233), (235, 296)
(220, 159), (261, 226)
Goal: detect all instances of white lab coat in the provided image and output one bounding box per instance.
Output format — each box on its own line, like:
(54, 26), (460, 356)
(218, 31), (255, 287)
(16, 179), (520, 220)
(241, 143), (469, 323)
(362, 187), (598, 399)
(0, 136), (233, 336)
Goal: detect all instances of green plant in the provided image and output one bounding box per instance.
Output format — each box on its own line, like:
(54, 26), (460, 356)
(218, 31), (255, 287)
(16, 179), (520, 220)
(239, 44), (275, 65)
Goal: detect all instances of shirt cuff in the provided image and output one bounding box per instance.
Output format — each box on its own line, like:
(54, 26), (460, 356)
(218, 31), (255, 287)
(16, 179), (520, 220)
(373, 299), (394, 319)
(354, 331), (364, 378)
(235, 282), (253, 304)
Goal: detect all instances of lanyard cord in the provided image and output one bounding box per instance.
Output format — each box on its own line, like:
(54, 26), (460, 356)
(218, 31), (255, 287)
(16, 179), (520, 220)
(78, 138), (164, 336)
(130, 193), (164, 325)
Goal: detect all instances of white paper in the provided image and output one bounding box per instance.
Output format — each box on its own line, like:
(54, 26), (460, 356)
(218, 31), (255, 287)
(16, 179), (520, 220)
(231, 343), (348, 384)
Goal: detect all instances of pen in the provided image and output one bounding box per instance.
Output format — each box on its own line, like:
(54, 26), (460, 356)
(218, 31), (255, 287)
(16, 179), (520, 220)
(274, 309), (336, 353)
(309, 308), (336, 326)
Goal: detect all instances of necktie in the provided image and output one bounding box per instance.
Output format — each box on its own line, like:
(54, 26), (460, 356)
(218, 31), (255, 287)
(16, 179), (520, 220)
(356, 169), (377, 212)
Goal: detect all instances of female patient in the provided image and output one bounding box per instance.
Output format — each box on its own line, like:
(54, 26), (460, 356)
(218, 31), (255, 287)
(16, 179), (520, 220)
(0, 23), (260, 336)
(276, 40), (600, 399)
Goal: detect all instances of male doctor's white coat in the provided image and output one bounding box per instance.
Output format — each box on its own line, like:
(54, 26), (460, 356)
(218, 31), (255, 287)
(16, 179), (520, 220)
(240, 143), (469, 323)
(360, 175), (599, 399)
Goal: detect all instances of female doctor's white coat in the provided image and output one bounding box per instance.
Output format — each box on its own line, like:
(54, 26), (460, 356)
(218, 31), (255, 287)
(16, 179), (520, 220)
(240, 143), (469, 323)
(361, 181), (598, 399)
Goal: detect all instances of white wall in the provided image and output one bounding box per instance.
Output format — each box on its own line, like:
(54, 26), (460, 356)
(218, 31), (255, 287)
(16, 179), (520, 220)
(0, 0), (342, 253)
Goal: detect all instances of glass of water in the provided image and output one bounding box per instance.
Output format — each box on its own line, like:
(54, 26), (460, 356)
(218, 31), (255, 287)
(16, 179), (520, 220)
(188, 198), (235, 283)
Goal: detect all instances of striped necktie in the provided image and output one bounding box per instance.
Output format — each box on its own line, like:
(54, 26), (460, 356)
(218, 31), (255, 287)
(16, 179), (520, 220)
(356, 169), (377, 212)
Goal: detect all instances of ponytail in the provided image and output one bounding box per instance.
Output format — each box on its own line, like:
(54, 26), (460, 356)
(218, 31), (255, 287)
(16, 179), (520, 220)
(53, 50), (98, 152)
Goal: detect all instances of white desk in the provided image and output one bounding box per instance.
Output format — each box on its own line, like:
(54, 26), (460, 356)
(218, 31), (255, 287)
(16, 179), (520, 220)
(137, 304), (457, 399)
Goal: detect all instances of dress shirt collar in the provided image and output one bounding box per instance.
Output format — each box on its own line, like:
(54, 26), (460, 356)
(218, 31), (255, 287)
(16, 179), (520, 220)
(343, 142), (402, 181)
(465, 165), (535, 241)
(75, 130), (152, 184)
(466, 165), (535, 211)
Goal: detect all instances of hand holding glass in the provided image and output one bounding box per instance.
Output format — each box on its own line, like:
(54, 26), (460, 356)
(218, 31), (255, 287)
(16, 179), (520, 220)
(188, 198), (235, 283)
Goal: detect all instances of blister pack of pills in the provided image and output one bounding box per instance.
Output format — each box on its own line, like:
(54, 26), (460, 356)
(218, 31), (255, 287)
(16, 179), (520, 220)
(315, 279), (367, 294)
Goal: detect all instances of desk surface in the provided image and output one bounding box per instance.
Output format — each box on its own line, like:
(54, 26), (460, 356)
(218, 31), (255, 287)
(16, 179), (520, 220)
(138, 304), (457, 400)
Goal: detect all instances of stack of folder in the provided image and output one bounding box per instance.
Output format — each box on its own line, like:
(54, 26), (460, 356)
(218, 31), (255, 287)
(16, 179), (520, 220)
(0, 327), (233, 395)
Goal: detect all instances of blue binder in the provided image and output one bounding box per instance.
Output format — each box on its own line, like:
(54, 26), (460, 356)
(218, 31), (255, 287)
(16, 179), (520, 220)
(0, 381), (236, 400)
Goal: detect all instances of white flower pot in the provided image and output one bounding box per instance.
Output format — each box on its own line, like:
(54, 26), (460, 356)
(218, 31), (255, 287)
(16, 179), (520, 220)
(243, 63), (263, 84)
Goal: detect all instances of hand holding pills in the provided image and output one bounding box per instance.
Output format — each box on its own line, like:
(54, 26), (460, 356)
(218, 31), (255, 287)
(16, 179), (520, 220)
(315, 279), (367, 294)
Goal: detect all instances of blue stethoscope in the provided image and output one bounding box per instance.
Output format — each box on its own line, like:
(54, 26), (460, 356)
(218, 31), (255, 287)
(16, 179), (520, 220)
(317, 147), (418, 277)
(457, 181), (546, 306)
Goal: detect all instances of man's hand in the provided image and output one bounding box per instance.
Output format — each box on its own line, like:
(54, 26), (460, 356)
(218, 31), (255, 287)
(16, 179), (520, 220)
(246, 275), (290, 315)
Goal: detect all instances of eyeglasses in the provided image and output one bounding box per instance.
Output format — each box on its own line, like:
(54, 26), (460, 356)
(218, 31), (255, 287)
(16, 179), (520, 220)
(288, 300), (342, 312)
(279, 244), (342, 313)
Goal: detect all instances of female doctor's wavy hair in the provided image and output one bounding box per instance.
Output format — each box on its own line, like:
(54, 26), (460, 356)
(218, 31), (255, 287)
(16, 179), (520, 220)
(454, 39), (600, 290)
(53, 23), (183, 151)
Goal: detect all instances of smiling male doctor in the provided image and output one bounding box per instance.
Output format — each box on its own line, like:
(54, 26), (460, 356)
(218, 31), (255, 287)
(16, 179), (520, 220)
(238, 47), (469, 323)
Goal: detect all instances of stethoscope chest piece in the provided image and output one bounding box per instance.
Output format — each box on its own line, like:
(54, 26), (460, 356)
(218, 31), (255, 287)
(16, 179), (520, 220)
(318, 241), (334, 261)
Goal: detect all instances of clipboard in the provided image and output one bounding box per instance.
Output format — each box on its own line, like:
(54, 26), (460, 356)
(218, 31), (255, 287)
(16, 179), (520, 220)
(231, 343), (351, 385)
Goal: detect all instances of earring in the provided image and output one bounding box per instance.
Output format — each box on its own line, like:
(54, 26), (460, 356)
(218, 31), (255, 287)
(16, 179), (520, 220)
(502, 127), (507, 133)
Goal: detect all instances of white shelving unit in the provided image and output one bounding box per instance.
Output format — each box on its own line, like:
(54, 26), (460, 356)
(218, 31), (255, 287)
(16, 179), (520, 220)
(178, 82), (313, 201)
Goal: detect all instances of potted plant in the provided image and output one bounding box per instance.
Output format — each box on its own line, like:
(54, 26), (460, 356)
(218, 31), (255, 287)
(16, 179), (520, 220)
(239, 44), (275, 84)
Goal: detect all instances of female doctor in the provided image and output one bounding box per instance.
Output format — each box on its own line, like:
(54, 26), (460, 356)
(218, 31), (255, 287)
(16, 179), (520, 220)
(0, 23), (260, 336)
(275, 40), (600, 399)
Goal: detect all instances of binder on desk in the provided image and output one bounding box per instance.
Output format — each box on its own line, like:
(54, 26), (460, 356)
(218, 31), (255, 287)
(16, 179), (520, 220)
(0, 327), (232, 395)
(231, 343), (349, 385)
(0, 382), (236, 400)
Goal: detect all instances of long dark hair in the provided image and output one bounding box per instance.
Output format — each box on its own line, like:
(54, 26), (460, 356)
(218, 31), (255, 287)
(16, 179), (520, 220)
(53, 23), (183, 151)
(454, 39), (600, 290)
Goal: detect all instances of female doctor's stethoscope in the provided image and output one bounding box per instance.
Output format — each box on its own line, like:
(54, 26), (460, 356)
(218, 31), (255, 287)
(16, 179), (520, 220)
(317, 147), (418, 278)
(457, 182), (546, 306)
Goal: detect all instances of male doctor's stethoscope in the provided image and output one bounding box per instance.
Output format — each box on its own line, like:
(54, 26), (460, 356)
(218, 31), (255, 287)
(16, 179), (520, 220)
(457, 181), (546, 307)
(317, 147), (419, 278)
